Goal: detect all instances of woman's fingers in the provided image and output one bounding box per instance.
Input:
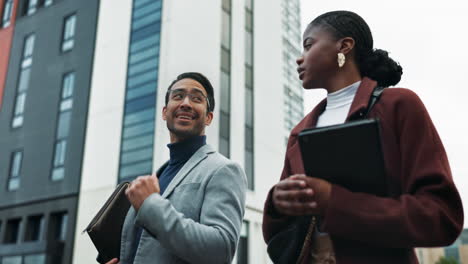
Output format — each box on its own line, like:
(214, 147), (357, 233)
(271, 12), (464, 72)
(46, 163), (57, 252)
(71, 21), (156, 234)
(275, 199), (317, 215)
(275, 188), (314, 201)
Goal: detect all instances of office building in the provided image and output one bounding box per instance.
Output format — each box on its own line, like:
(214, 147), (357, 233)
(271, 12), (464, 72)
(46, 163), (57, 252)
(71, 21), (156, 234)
(0, 0), (303, 263)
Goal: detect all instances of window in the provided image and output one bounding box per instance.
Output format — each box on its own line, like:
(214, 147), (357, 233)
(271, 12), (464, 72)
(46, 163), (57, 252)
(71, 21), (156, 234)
(219, 71), (228, 106)
(24, 215), (44, 241)
(12, 34), (35, 128)
(62, 72), (74, 95)
(1, 256), (22, 264)
(1, 0), (13, 27)
(56, 111), (71, 138)
(51, 212), (68, 241)
(219, 0), (231, 158)
(51, 140), (66, 180)
(21, 0), (53, 16)
(222, 0), (230, 11)
(221, 9), (230, 49)
(235, 221), (249, 264)
(444, 247), (460, 263)
(60, 73), (75, 111)
(22, 35), (35, 67)
(26, 0), (38, 15)
(7, 151), (23, 191)
(244, 1), (254, 190)
(461, 229), (468, 244)
(62, 14), (76, 52)
(220, 48), (231, 73)
(51, 72), (75, 181)
(24, 254), (46, 264)
(4, 218), (21, 244)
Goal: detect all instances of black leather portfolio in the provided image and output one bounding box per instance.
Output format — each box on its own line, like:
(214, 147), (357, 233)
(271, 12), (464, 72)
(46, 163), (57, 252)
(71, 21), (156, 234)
(298, 119), (387, 197)
(84, 182), (131, 263)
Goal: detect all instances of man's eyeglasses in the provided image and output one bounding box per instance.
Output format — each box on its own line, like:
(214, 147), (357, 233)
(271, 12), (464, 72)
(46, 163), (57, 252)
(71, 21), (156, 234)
(168, 89), (210, 109)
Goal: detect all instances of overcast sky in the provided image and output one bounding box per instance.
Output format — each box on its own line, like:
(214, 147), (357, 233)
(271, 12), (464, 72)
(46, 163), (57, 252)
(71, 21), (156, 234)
(300, 0), (468, 227)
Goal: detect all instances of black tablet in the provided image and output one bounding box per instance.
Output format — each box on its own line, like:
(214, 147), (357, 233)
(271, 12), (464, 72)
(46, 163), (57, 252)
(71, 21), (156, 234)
(298, 119), (387, 197)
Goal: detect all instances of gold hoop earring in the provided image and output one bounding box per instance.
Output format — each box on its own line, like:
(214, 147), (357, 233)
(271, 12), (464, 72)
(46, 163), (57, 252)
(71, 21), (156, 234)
(337, 53), (346, 68)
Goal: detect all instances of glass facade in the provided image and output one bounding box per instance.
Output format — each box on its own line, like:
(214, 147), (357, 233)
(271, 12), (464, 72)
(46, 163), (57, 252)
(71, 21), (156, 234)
(118, 0), (163, 182)
(281, 0), (303, 137)
(219, 0), (232, 157)
(244, 0), (254, 190)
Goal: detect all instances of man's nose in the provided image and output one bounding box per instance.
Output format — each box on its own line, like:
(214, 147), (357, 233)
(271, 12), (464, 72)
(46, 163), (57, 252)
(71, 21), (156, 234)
(179, 95), (193, 108)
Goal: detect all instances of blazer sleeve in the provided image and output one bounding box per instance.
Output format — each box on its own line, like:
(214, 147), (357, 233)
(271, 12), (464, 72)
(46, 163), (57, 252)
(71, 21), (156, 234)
(262, 136), (295, 243)
(134, 161), (247, 264)
(321, 90), (464, 247)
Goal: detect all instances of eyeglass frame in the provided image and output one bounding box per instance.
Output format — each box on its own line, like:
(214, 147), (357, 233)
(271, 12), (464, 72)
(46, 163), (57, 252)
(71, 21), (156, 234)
(166, 88), (211, 110)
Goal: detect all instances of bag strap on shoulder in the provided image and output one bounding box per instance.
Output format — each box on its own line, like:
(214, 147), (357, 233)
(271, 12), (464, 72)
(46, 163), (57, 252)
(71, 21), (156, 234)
(364, 86), (385, 118)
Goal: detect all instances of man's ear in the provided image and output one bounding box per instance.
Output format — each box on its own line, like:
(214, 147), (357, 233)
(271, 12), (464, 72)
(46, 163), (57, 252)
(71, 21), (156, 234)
(162, 106), (167, 121)
(337, 37), (355, 56)
(205, 112), (213, 126)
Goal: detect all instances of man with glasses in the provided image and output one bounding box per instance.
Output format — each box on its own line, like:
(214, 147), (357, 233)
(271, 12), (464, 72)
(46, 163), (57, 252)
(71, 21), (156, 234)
(104, 72), (247, 264)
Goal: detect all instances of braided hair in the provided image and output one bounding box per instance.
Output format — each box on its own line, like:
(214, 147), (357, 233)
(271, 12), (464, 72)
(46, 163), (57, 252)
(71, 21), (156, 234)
(310, 11), (403, 87)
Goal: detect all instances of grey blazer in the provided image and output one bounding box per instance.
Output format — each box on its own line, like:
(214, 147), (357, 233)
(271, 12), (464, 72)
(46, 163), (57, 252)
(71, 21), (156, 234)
(119, 144), (247, 264)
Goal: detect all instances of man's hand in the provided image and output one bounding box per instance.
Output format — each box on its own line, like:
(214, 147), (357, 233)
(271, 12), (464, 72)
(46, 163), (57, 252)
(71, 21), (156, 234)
(272, 174), (331, 216)
(105, 258), (119, 264)
(125, 173), (160, 211)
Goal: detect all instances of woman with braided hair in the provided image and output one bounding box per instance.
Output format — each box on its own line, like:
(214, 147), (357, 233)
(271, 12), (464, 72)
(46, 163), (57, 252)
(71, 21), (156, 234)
(262, 10), (464, 263)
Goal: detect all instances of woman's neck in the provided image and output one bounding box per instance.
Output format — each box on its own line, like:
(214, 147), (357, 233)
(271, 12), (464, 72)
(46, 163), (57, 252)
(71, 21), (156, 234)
(324, 63), (362, 94)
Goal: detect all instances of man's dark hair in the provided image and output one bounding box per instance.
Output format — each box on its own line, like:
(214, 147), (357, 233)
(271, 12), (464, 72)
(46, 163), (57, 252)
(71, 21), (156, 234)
(310, 11), (403, 87)
(165, 72), (215, 113)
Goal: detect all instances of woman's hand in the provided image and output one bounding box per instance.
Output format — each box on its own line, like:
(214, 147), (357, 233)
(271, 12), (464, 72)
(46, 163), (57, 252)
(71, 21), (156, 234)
(105, 258), (119, 264)
(272, 174), (331, 216)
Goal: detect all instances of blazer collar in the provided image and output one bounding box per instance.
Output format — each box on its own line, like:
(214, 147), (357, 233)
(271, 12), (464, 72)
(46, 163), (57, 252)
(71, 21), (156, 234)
(290, 77), (378, 138)
(346, 77), (378, 121)
(159, 144), (215, 198)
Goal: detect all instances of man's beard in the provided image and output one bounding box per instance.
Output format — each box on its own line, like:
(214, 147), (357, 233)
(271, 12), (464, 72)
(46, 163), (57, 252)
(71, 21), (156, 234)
(166, 115), (205, 141)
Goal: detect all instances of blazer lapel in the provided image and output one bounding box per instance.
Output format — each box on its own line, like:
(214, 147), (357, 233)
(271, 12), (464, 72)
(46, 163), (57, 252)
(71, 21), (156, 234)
(161, 144), (214, 198)
(346, 77), (378, 121)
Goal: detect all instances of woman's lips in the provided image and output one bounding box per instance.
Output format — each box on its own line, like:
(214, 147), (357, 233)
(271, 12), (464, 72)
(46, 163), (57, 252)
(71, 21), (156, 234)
(299, 71), (305, 80)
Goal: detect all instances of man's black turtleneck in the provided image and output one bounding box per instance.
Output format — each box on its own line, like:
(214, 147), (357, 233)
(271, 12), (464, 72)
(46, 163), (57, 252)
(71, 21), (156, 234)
(158, 135), (207, 194)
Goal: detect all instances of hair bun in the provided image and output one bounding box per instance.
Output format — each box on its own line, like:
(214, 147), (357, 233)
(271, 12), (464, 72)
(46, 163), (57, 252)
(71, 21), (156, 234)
(360, 49), (403, 87)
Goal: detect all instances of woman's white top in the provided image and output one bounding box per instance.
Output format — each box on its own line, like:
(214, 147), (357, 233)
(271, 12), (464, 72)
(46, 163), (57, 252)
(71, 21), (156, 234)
(316, 81), (361, 128)
(314, 80), (361, 236)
